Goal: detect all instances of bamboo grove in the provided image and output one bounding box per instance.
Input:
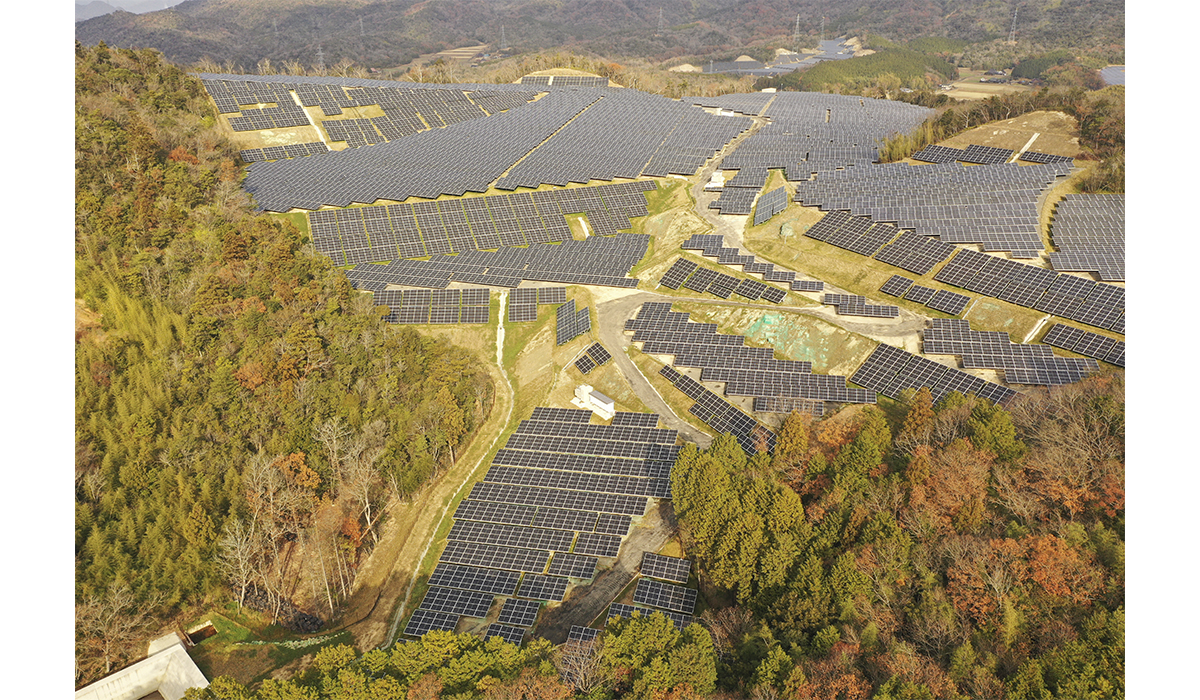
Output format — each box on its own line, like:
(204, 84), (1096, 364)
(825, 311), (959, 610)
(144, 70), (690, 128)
(74, 42), (494, 684)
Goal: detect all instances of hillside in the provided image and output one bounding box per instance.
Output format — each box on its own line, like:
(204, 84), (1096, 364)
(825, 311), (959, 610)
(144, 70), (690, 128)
(75, 0), (1125, 70)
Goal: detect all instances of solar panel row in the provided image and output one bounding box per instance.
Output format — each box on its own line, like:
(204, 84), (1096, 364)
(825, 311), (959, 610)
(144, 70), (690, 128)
(934, 248), (1124, 333)
(794, 161), (1070, 252)
(923, 318), (1099, 386)
(1041, 324), (1124, 368)
(850, 342), (1016, 405)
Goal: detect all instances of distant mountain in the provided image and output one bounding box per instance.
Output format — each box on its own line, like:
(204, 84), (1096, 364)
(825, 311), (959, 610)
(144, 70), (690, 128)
(76, 1), (119, 22)
(75, 0), (1124, 69)
(76, 0), (187, 23)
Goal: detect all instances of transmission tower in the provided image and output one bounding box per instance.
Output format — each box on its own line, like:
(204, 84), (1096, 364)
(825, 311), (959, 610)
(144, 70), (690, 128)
(793, 14), (800, 47)
(500, 25), (507, 52)
(1008, 3), (1019, 43)
(316, 44), (325, 73)
(657, 8), (664, 34)
(820, 16), (826, 42)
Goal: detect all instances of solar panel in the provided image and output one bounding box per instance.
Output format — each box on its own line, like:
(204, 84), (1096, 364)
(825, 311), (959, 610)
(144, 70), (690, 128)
(760, 286), (787, 304)
(606, 603), (693, 632)
(593, 512), (633, 537)
(567, 626), (600, 643)
(926, 289), (971, 315)
(903, 285), (936, 304)
(428, 563), (521, 595)
(587, 343), (612, 365)
(546, 552), (599, 579)
(439, 539), (551, 573)
(640, 552), (691, 584)
(574, 532), (623, 557)
(483, 623), (526, 645)
(660, 258), (699, 289)
(404, 608), (460, 637)
(515, 573), (570, 601)
(879, 275), (915, 297)
(416, 586), (494, 617)
(632, 577), (697, 614)
(508, 304), (538, 322)
(497, 598), (542, 627)
(575, 355), (597, 374)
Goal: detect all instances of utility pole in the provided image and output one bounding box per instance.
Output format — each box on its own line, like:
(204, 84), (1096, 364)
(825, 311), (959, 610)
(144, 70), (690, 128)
(1008, 3), (1019, 43)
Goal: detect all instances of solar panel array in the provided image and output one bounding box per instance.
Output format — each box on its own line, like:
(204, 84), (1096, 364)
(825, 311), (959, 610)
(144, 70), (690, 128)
(427, 405), (679, 637)
(556, 300), (593, 345)
(309, 180), (655, 270)
(1041, 324), (1125, 368)
(497, 598), (542, 627)
(801, 210), (903, 257)
(926, 289), (972, 316)
(241, 142), (329, 162)
(659, 364), (777, 455)
(911, 145), (966, 164)
(404, 608), (461, 637)
(574, 343), (612, 374)
(709, 186), (758, 215)
(203, 77), (540, 144)
(691, 92), (932, 176)
(225, 72), (755, 210)
(520, 75), (609, 87)
(1019, 150), (1075, 165)
(629, 301), (870, 420)
(850, 342), (1017, 404)
(794, 162), (1071, 252)
(567, 625), (600, 643)
(371, 288), (490, 325)
(341, 232), (648, 292)
(752, 186), (789, 226)
(640, 552), (691, 584)
(1048, 194), (1124, 281)
(632, 577), (697, 615)
(879, 275), (915, 297)
(822, 293), (900, 318)
(495, 88), (751, 190)
(200, 78), (314, 129)
(507, 286), (567, 323)
(960, 144), (1015, 164)
(679, 235), (804, 294)
(483, 623), (527, 645)
(923, 318), (1099, 386)
(934, 248), (1124, 333)
(606, 603), (694, 632)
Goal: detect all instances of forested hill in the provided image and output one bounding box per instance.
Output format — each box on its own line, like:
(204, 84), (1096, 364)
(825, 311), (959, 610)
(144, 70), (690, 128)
(75, 0), (1124, 70)
(74, 42), (493, 686)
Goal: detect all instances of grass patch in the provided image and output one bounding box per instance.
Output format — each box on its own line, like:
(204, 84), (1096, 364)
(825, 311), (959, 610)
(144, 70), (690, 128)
(188, 606), (353, 686)
(271, 211), (310, 239)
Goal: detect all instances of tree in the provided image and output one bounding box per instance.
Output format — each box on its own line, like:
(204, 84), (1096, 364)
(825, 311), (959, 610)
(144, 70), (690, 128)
(772, 410), (810, 473)
(76, 583), (164, 684)
(216, 515), (258, 609)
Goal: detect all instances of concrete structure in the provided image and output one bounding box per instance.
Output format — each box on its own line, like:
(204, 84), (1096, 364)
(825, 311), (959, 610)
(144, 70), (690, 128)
(572, 384), (616, 420)
(76, 632), (209, 700)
